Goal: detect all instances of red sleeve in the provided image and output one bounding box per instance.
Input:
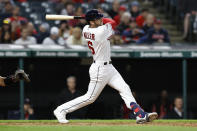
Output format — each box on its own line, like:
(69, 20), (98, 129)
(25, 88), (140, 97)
(136, 16), (144, 28)
(102, 18), (117, 30)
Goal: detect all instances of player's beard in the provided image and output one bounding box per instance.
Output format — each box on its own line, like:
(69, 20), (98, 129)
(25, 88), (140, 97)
(90, 19), (103, 28)
(95, 18), (103, 26)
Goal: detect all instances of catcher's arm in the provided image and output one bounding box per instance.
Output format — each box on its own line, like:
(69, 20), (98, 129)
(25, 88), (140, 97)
(0, 69), (30, 87)
(0, 76), (6, 87)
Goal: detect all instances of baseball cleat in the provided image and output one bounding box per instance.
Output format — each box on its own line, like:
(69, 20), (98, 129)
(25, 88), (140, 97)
(54, 108), (69, 123)
(136, 112), (158, 124)
(147, 112), (158, 122)
(15, 69), (30, 82)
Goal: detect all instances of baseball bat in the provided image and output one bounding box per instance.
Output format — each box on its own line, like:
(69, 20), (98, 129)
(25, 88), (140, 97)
(45, 15), (85, 20)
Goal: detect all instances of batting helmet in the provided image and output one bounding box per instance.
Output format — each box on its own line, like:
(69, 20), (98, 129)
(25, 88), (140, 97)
(85, 9), (103, 22)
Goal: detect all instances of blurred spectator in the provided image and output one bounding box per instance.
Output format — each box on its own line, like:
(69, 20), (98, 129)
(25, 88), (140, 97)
(0, 0), (3, 12)
(57, 76), (86, 119)
(113, 5), (126, 25)
(27, 22), (37, 38)
(183, 11), (197, 40)
(72, 0), (84, 3)
(69, 7), (84, 27)
(177, 0), (197, 41)
(0, 0), (13, 27)
(8, 6), (28, 39)
(49, 0), (61, 3)
(152, 90), (172, 119)
(0, 18), (15, 43)
(24, 98), (34, 120)
(8, 6), (27, 23)
(129, 1), (140, 19)
(17, 0), (26, 2)
(116, 12), (131, 34)
(36, 23), (50, 44)
(58, 76), (80, 104)
(12, 19), (28, 40)
(136, 8), (149, 28)
(75, 6), (83, 17)
(164, 97), (193, 119)
(66, 27), (86, 45)
(142, 14), (155, 34)
(143, 0), (150, 4)
(122, 18), (145, 44)
(110, 31), (124, 45)
(107, 0), (120, 19)
(0, 0), (13, 16)
(97, 4), (110, 18)
(42, 26), (64, 45)
(55, 0), (69, 14)
(60, 2), (74, 16)
(14, 29), (36, 44)
(146, 19), (170, 44)
(59, 21), (70, 41)
(7, 98), (34, 120)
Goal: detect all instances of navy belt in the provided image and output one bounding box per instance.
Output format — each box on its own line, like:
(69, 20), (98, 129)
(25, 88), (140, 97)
(93, 60), (112, 65)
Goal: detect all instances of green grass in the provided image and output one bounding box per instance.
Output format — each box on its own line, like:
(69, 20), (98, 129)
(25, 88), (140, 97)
(1, 125), (197, 131)
(0, 120), (196, 131)
(0, 119), (197, 123)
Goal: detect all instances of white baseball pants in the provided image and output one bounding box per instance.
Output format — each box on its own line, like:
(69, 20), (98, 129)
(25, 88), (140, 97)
(57, 61), (136, 114)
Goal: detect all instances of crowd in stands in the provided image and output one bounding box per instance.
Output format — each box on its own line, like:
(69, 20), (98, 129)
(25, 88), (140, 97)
(151, 90), (193, 119)
(0, 0), (171, 45)
(2, 0), (196, 45)
(153, 0), (197, 43)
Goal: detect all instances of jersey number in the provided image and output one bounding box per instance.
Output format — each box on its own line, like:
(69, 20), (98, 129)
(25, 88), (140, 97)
(88, 41), (95, 55)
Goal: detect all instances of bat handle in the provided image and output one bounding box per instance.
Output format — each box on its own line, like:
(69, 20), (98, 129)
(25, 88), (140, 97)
(74, 16), (85, 19)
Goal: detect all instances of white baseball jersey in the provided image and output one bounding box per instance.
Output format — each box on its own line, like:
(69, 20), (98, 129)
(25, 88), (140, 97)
(82, 23), (114, 61)
(55, 22), (137, 119)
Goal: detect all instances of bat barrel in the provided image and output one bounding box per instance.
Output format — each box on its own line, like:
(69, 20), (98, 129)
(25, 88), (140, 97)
(46, 15), (85, 20)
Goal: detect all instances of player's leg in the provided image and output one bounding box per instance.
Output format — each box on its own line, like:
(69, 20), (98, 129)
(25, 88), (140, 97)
(107, 67), (141, 112)
(108, 65), (157, 123)
(54, 65), (109, 123)
(55, 78), (107, 113)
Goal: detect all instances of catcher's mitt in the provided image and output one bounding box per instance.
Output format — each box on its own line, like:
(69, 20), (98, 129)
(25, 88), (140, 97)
(15, 69), (30, 82)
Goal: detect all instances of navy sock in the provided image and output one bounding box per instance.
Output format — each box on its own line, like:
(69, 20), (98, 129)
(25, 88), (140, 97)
(130, 102), (146, 118)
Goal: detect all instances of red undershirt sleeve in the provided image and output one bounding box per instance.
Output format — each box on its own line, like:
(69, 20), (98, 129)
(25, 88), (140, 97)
(102, 18), (117, 30)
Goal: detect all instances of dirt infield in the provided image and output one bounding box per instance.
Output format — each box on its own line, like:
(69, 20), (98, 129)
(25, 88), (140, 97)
(0, 121), (197, 127)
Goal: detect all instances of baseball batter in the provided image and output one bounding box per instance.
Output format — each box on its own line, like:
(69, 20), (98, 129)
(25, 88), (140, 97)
(54, 9), (158, 124)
